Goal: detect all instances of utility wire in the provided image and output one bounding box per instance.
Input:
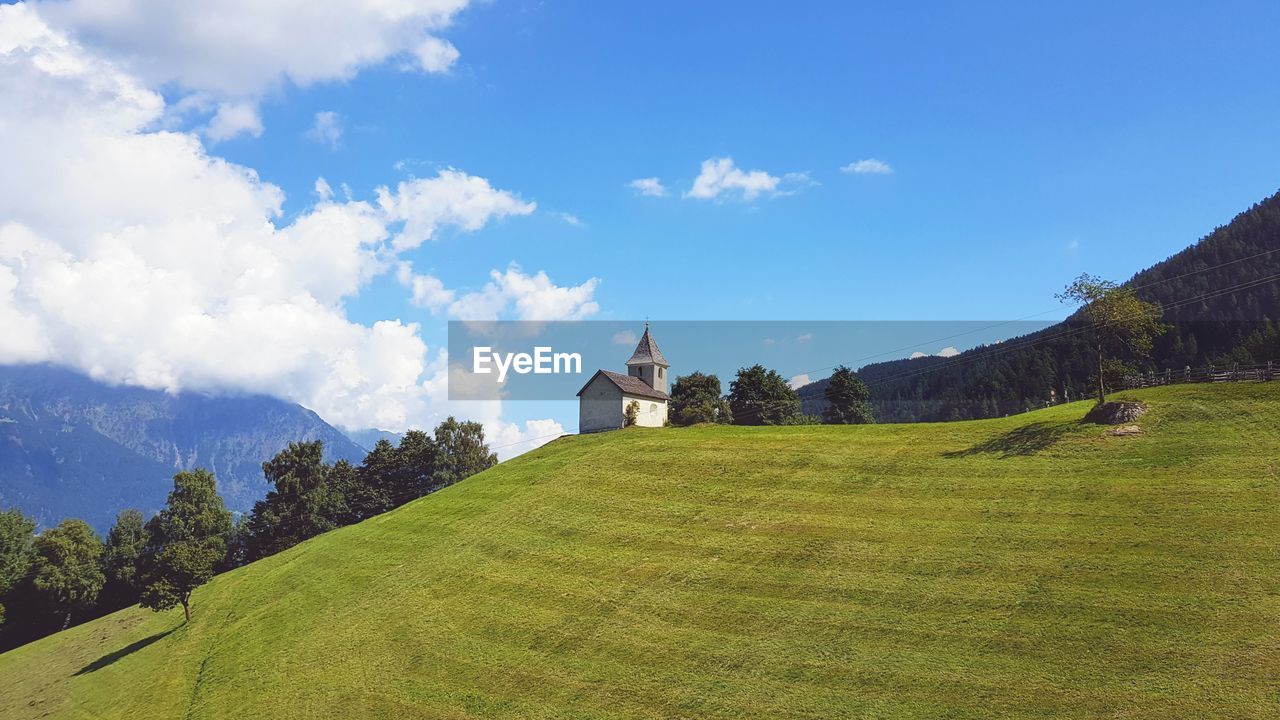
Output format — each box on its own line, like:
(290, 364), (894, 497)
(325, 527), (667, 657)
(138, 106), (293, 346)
(790, 246), (1280, 381)
(727, 271), (1280, 424)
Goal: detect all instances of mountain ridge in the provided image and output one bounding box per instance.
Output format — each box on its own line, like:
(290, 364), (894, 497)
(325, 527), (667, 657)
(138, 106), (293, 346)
(0, 364), (366, 531)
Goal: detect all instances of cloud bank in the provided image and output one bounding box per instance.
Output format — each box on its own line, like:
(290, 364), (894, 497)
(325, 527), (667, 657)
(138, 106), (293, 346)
(33, 0), (472, 139)
(0, 4), (560, 452)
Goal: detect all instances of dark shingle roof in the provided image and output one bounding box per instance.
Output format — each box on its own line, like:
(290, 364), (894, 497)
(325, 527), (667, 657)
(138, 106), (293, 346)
(625, 326), (669, 367)
(577, 370), (670, 401)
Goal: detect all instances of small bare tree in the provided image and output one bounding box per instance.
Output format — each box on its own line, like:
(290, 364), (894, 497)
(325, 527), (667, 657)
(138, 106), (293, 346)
(1057, 274), (1166, 405)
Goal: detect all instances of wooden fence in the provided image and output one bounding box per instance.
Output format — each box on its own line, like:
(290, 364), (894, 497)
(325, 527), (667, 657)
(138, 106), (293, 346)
(1121, 361), (1276, 389)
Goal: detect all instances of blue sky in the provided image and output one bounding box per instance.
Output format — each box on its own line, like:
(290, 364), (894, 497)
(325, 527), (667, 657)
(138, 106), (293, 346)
(226, 1), (1280, 321)
(4, 1), (1280, 450)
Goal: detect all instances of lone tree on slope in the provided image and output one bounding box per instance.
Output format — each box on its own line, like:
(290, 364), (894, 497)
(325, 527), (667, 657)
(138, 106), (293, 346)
(1057, 273), (1166, 405)
(139, 470), (232, 623)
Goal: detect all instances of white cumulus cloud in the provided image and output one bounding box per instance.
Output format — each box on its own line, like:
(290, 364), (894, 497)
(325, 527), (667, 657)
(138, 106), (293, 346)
(628, 177), (668, 197)
(35, 0), (470, 97)
(486, 417), (566, 461)
(787, 374), (811, 390)
(205, 101), (263, 142)
(397, 262), (456, 313)
(0, 5), (538, 436)
(399, 264), (600, 321)
(842, 158), (894, 175)
(687, 157), (780, 201)
(33, 0), (472, 138)
(378, 171), (535, 251)
(305, 111), (343, 149)
(685, 157), (809, 202)
(411, 35), (461, 73)
(910, 347), (961, 359)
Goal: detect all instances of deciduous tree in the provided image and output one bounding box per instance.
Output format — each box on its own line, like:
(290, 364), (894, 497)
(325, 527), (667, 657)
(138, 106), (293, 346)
(433, 417), (497, 488)
(1057, 274), (1166, 404)
(728, 365), (800, 425)
(0, 508), (36, 627)
(32, 519), (104, 629)
(398, 430), (442, 498)
(139, 470), (232, 623)
(351, 439), (401, 520)
(100, 509), (146, 611)
(822, 366), (874, 424)
(245, 441), (343, 559)
(669, 372), (733, 425)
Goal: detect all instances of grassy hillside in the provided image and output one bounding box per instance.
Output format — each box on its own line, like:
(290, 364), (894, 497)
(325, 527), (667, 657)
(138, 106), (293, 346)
(2, 383), (1278, 719)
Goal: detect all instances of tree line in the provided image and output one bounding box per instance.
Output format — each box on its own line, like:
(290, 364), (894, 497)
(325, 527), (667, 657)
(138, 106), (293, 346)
(0, 417), (495, 650)
(688, 267), (1177, 426)
(664, 364), (874, 427)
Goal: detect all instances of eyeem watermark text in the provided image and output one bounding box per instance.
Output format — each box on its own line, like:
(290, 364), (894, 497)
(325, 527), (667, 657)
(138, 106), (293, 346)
(472, 346), (582, 383)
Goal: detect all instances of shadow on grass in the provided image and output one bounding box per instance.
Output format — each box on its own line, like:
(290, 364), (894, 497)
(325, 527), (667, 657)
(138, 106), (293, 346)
(74, 627), (176, 676)
(944, 422), (1072, 458)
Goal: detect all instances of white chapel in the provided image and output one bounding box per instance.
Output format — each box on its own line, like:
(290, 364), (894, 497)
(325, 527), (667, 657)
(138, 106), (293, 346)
(576, 324), (670, 433)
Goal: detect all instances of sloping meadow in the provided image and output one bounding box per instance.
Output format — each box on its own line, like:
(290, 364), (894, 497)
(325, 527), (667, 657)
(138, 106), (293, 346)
(2, 382), (1277, 719)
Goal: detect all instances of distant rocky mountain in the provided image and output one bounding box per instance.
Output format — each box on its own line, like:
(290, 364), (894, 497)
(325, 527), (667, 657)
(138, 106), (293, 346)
(344, 428), (405, 452)
(0, 364), (366, 532)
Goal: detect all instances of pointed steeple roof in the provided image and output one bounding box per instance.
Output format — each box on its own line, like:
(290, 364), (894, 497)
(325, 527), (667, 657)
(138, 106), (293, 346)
(625, 323), (669, 367)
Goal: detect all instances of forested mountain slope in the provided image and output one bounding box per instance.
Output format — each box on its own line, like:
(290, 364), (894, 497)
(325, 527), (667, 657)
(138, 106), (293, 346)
(803, 189), (1280, 421)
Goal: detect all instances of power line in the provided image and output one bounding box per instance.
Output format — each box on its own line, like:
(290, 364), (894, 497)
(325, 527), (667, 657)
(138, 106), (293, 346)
(488, 430), (574, 451)
(842, 270), (1280, 392)
(727, 271), (1280, 424)
(790, 246), (1280, 381)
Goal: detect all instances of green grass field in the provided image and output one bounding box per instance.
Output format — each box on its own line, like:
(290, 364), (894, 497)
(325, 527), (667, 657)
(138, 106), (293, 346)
(1, 383), (1277, 719)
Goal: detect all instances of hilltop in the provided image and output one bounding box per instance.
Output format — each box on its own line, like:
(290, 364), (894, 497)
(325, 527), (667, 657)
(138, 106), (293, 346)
(1, 382), (1277, 719)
